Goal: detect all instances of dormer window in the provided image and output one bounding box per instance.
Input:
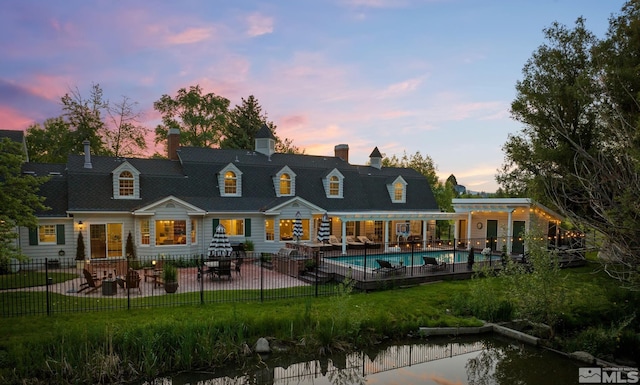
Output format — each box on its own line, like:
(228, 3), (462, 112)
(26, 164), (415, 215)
(280, 174), (291, 195)
(387, 176), (407, 203)
(112, 162), (140, 199)
(324, 168), (344, 198)
(274, 166), (296, 197)
(119, 171), (134, 196)
(224, 171), (237, 194)
(218, 163), (242, 197)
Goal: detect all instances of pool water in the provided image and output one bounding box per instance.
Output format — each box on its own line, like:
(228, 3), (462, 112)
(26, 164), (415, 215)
(331, 250), (498, 268)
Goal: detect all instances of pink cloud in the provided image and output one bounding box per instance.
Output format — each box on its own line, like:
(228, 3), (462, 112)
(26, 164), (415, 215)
(21, 74), (72, 101)
(246, 13), (274, 37)
(280, 115), (308, 130)
(165, 27), (214, 45)
(0, 106), (36, 130)
(377, 77), (423, 99)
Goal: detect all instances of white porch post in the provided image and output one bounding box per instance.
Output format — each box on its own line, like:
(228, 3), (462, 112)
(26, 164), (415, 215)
(384, 220), (390, 252)
(422, 220), (427, 250)
(453, 219), (459, 249)
(507, 210), (513, 255)
(466, 212), (472, 250)
(341, 219), (347, 255)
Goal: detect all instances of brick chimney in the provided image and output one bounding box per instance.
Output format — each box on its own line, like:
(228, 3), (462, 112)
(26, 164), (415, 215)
(167, 128), (180, 160)
(334, 144), (349, 163)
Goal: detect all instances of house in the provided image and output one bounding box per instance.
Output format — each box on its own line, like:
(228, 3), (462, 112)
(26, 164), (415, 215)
(17, 126), (458, 263)
(8, 125), (573, 264)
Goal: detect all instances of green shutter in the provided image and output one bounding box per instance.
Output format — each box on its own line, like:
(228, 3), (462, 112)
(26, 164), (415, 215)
(244, 219), (251, 237)
(212, 219), (219, 236)
(29, 228), (38, 245)
(56, 224), (65, 245)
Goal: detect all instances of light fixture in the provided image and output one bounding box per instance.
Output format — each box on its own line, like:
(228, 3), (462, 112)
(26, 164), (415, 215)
(78, 221), (84, 230)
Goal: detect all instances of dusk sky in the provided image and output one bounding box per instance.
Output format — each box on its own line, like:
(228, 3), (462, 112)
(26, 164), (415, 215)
(0, 1), (625, 192)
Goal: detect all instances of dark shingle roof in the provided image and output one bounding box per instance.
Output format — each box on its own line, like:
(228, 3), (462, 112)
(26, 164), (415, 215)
(21, 163), (68, 216)
(37, 146), (438, 214)
(0, 129), (24, 143)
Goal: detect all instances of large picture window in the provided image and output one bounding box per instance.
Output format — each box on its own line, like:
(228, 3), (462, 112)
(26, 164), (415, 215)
(279, 218), (309, 241)
(219, 219), (244, 236)
(155, 220), (187, 245)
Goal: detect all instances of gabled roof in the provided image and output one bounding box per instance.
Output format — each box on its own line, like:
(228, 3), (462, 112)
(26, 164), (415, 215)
(36, 146), (438, 215)
(22, 163), (68, 216)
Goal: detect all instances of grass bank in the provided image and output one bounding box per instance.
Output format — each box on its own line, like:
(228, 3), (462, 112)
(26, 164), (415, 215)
(1, 261), (638, 384)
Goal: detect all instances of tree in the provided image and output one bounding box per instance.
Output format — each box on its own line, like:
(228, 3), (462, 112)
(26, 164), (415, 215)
(26, 117), (74, 163)
(499, 2), (640, 289)
(61, 83), (110, 156)
(153, 85), (230, 148)
(0, 138), (48, 264)
(220, 95), (266, 150)
(105, 96), (149, 158)
(75, 232), (85, 261)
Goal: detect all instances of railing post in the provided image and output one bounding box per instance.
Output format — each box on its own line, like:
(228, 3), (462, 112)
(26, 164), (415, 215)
(260, 254), (264, 302)
(126, 258), (131, 310)
(363, 245), (368, 281)
(452, 238), (456, 273)
(200, 254), (204, 305)
(45, 258), (51, 316)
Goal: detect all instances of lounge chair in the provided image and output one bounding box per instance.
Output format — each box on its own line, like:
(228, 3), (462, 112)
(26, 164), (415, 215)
(374, 259), (405, 276)
(422, 256), (447, 271)
(357, 235), (381, 249)
(329, 235), (342, 250)
(234, 257), (243, 275)
(346, 236), (365, 249)
(78, 269), (102, 294)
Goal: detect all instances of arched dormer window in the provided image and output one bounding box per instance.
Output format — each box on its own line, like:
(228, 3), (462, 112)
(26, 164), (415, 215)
(119, 171), (134, 196)
(273, 166), (296, 197)
(224, 171), (237, 194)
(387, 176), (407, 203)
(112, 162), (140, 200)
(218, 163), (242, 197)
(323, 168), (344, 198)
(280, 173), (291, 195)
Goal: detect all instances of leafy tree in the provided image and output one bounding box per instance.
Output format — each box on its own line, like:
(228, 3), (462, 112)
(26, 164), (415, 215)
(0, 138), (48, 264)
(221, 95), (266, 150)
(26, 117), (74, 163)
(26, 83), (148, 162)
(499, 2), (640, 289)
(153, 85), (230, 148)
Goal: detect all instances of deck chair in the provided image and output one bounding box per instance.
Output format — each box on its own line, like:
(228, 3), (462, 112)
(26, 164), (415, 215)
(358, 235), (381, 249)
(78, 269), (102, 294)
(234, 257), (243, 275)
(422, 256), (447, 271)
(346, 236), (365, 249)
(329, 235), (342, 249)
(213, 259), (233, 280)
(374, 259), (404, 276)
(125, 268), (142, 294)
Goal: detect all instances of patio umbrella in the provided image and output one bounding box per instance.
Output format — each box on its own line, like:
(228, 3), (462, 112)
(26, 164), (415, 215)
(317, 213), (330, 243)
(293, 211), (303, 243)
(208, 224), (233, 258)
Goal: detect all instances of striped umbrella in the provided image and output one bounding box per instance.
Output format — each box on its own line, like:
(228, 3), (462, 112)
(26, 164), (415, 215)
(293, 211), (303, 243)
(317, 213), (330, 243)
(208, 224), (233, 258)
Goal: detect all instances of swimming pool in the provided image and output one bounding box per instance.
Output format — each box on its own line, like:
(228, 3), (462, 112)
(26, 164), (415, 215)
(330, 250), (497, 269)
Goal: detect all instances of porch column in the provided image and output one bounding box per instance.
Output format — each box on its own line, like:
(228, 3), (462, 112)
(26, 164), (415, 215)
(453, 219), (459, 249)
(341, 220), (347, 255)
(467, 212), (472, 250)
(422, 220), (427, 250)
(384, 220), (390, 252)
(507, 210), (513, 254)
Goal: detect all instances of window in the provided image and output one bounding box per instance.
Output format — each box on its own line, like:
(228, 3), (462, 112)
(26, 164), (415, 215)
(191, 219), (197, 244)
(346, 221), (355, 237)
(219, 219), (244, 236)
(265, 219), (274, 241)
(279, 218), (309, 241)
(155, 220), (187, 245)
(119, 171), (134, 196)
(39, 225), (56, 244)
(140, 220), (150, 245)
(329, 176), (340, 196)
(394, 182), (404, 201)
(224, 171), (237, 194)
(280, 173), (291, 195)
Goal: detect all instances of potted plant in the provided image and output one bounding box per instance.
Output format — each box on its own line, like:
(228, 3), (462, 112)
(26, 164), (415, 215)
(243, 239), (255, 252)
(162, 263), (179, 293)
(125, 231), (138, 269)
(76, 232), (86, 269)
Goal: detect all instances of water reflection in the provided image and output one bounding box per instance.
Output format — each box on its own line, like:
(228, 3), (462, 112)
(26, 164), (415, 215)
(142, 336), (581, 385)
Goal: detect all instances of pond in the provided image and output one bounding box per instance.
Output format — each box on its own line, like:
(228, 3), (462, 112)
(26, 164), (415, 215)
(139, 335), (584, 385)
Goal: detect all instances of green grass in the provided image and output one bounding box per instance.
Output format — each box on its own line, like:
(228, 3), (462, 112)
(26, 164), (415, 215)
(0, 271), (77, 290)
(1, 260), (638, 384)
